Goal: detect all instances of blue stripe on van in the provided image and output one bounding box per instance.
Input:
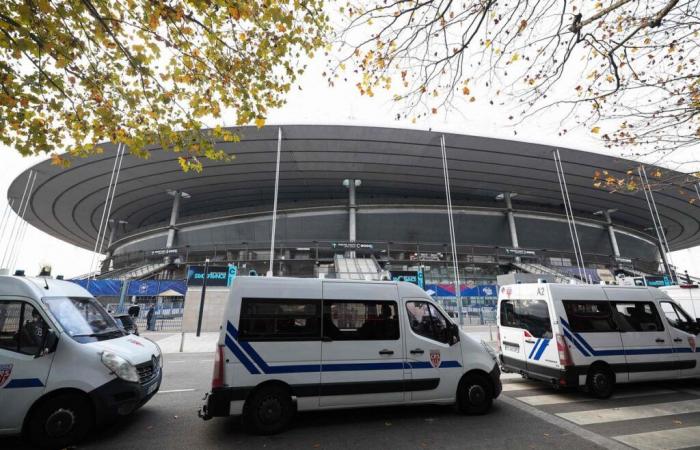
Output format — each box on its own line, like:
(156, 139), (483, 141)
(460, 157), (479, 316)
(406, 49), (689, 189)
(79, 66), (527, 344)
(560, 317), (693, 357)
(224, 321), (462, 374)
(528, 338), (541, 360)
(224, 334), (261, 374)
(563, 329), (590, 357)
(4, 378), (44, 388)
(533, 339), (550, 361)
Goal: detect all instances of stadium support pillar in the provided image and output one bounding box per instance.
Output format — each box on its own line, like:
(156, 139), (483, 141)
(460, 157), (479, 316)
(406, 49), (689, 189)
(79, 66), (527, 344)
(603, 210), (621, 258)
(166, 191), (182, 249)
(504, 193), (519, 249)
(343, 179), (361, 257)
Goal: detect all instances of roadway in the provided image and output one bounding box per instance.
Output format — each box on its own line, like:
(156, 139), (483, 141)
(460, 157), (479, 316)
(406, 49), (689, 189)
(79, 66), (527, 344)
(3, 352), (700, 449)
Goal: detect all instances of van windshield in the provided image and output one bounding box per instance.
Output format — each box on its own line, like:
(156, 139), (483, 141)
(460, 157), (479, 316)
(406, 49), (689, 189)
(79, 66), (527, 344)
(42, 296), (124, 343)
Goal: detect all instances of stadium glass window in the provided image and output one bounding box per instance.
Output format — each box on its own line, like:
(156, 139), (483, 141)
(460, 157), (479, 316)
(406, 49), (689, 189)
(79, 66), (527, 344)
(498, 300), (552, 339)
(238, 299), (321, 341)
(406, 301), (452, 344)
(0, 301), (47, 355)
(612, 302), (664, 332)
(323, 301), (399, 341)
(563, 301), (617, 333)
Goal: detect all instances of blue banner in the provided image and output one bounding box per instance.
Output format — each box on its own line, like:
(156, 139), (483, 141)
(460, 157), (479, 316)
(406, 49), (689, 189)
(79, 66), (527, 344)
(69, 279), (187, 297)
(70, 279), (123, 296)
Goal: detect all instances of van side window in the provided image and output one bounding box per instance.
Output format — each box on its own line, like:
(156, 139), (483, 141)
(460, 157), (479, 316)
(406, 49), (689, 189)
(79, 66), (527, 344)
(612, 302), (664, 332)
(323, 301), (399, 341)
(238, 299), (321, 341)
(563, 301), (617, 332)
(406, 301), (452, 344)
(660, 301), (694, 333)
(0, 301), (47, 355)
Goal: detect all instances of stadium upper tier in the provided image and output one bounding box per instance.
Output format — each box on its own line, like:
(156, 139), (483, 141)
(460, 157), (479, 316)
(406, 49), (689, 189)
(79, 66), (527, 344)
(8, 125), (700, 255)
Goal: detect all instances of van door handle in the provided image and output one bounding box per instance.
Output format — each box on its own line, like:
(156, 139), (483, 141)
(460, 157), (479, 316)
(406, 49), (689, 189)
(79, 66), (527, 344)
(524, 339), (536, 344)
(379, 349), (394, 356)
(410, 348), (424, 355)
(673, 338), (683, 343)
(655, 338), (665, 343)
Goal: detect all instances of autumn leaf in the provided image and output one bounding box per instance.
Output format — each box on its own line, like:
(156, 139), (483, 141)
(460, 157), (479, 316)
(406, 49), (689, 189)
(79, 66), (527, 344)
(462, 86), (470, 95)
(255, 117), (266, 128)
(591, 126), (601, 134)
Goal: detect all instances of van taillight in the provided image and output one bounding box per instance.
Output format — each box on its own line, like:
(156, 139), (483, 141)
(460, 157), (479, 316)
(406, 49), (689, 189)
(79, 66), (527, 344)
(556, 334), (573, 367)
(212, 344), (225, 389)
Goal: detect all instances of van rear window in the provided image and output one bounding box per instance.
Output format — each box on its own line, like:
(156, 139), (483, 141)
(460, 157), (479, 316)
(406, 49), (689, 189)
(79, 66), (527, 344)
(499, 299), (552, 338)
(239, 299), (321, 341)
(563, 301), (617, 333)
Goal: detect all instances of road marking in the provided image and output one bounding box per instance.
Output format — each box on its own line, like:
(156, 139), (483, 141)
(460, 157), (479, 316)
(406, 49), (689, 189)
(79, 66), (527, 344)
(557, 400), (700, 425)
(168, 360), (185, 364)
(499, 395), (634, 450)
(502, 383), (541, 392)
(614, 425), (700, 450)
(158, 389), (196, 394)
(518, 389), (676, 406)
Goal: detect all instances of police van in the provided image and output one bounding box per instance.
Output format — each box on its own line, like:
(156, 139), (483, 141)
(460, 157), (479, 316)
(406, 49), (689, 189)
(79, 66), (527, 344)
(199, 277), (501, 434)
(0, 274), (162, 448)
(497, 282), (700, 398)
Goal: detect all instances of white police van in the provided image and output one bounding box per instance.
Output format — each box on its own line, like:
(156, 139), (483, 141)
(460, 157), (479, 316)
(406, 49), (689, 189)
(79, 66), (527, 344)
(497, 283), (700, 398)
(0, 274), (162, 448)
(199, 277), (501, 434)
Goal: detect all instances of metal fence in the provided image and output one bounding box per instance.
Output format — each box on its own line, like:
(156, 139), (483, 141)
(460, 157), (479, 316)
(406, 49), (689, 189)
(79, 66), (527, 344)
(107, 301), (184, 332)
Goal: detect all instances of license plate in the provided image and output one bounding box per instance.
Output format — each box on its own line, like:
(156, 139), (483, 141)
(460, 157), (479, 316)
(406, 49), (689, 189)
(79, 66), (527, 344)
(146, 381), (159, 395)
(504, 343), (520, 353)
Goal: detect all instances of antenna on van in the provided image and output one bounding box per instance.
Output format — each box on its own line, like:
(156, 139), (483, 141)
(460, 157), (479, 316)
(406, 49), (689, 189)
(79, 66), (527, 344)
(43, 278), (49, 290)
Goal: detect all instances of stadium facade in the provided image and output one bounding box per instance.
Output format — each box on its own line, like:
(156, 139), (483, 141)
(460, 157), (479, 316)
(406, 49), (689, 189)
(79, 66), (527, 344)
(8, 125), (700, 286)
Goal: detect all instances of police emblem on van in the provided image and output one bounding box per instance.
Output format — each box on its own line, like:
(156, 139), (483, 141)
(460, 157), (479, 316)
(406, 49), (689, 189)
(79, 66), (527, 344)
(429, 350), (441, 368)
(0, 364), (12, 388)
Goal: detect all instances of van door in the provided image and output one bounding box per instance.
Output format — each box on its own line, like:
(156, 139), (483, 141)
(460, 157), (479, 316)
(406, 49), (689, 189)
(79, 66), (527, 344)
(517, 300), (558, 377)
(404, 300), (463, 402)
(498, 298), (527, 373)
(0, 299), (55, 432)
(659, 300), (699, 378)
(320, 282), (405, 407)
(608, 289), (677, 381)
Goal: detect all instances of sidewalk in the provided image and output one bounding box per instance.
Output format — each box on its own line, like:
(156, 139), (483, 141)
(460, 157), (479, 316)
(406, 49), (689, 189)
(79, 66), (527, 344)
(141, 323), (497, 354)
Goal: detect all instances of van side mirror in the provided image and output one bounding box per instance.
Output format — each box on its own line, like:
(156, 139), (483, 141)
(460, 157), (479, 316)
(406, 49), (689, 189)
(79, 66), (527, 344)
(450, 323), (460, 345)
(37, 330), (59, 357)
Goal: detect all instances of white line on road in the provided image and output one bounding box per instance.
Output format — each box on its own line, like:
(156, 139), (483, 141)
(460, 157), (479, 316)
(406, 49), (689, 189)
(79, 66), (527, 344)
(200, 359), (213, 362)
(168, 360), (186, 364)
(557, 399), (700, 425)
(518, 389), (676, 406)
(614, 425), (700, 450)
(158, 389), (196, 394)
(499, 395), (634, 450)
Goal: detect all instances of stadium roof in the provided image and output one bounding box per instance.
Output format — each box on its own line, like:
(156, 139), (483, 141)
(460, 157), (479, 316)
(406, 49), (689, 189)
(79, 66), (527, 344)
(8, 124), (700, 251)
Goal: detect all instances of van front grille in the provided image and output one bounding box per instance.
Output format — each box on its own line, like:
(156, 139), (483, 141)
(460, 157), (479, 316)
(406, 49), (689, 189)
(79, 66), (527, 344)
(136, 360), (157, 384)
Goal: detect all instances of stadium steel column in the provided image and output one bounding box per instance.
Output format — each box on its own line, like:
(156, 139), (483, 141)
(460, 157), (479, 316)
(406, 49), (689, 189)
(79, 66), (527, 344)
(595, 209), (620, 258)
(343, 179), (361, 257)
(165, 191), (182, 249)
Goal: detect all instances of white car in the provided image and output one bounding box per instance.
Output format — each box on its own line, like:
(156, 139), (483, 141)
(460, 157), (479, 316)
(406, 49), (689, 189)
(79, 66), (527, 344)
(0, 275), (162, 448)
(199, 276), (501, 434)
(497, 282), (700, 398)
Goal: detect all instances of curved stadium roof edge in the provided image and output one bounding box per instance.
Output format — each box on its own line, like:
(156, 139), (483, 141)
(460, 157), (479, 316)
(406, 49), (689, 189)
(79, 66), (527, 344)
(8, 124), (700, 251)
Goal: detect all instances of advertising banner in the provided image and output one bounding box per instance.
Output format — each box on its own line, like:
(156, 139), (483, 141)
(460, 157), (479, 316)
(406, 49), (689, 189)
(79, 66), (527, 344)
(186, 264), (237, 287)
(390, 270), (425, 289)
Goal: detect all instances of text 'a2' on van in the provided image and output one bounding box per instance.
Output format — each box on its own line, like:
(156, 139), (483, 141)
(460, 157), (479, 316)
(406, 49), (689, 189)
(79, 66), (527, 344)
(199, 277), (501, 434)
(0, 275), (163, 448)
(497, 283), (700, 398)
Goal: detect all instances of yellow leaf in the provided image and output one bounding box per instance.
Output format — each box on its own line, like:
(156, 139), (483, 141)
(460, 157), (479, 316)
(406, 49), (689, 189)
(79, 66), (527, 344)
(462, 86), (470, 95)
(591, 126), (601, 134)
(511, 53), (520, 62)
(255, 117), (265, 128)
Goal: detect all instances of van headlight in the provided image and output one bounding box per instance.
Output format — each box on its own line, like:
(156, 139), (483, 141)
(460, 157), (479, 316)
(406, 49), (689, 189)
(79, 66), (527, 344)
(101, 351), (139, 383)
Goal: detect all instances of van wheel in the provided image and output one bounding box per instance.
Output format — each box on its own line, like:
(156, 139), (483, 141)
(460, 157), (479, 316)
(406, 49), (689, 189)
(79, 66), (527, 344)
(457, 373), (493, 415)
(25, 393), (93, 449)
(587, 366), (615, 399)
(242, 385), (294, 435)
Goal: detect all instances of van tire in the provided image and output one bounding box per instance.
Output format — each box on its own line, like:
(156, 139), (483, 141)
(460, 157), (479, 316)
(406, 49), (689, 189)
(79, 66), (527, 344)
(242, 385), (294, 435)
(25, 392), (93, 449)
(457, 373), (493, 415)
(587, 366), (615, 399)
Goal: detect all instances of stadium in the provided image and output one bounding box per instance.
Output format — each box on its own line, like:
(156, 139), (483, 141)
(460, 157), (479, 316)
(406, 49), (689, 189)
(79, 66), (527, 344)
(7, 125), (700, 300)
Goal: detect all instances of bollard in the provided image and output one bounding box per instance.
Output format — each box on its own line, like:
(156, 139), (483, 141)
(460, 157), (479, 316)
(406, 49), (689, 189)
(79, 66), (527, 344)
(179, 331), (185, 353)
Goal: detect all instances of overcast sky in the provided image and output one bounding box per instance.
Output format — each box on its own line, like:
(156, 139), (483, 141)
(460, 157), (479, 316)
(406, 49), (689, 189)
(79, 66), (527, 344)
(1, 48), (698, 279)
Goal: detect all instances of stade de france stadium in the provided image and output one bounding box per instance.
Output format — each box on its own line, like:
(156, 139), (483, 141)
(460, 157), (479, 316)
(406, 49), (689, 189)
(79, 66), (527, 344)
(8, 124), (700, 302)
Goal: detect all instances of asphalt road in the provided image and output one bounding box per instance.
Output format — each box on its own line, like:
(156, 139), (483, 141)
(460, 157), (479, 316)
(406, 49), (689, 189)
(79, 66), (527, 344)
(3, 352), (700, 449)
